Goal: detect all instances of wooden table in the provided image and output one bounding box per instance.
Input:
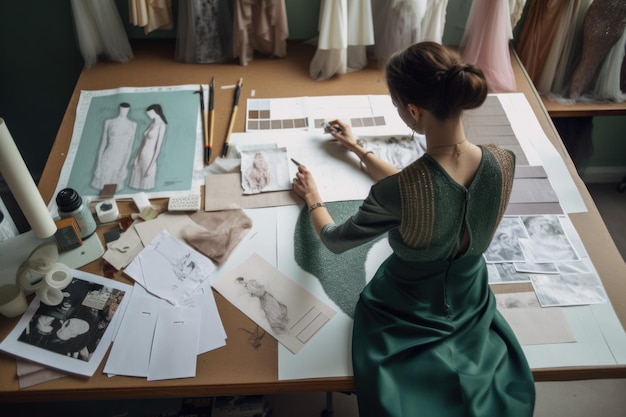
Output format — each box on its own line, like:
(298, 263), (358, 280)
(0, 40), (624, 403)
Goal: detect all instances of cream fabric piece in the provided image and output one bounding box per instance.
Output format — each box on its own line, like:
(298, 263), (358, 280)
(233, 0), (289, 66)
(310, 0), (374, 80)
(128, 0), (173, 35)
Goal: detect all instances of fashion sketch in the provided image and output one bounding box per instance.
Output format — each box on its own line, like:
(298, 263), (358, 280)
(129, 104), (167, 190)
(244, 152), (271, 192)
(213, 253), (336, 353)
(236, 276), (289, 334)
(91, 103), (138, 190)
(240, 148), (291, 194)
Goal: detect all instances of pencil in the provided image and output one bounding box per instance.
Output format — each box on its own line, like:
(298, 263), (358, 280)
(207, 77), (215, 163)
(222, 77), (243, 158)
(197, 85), (209, 164)
(290, 158), (301, 166)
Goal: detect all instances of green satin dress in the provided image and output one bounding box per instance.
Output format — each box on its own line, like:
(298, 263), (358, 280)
(320, 145), (535, 417)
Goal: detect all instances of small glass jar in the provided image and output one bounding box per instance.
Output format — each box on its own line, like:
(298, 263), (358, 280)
(55, 188), (97, 239)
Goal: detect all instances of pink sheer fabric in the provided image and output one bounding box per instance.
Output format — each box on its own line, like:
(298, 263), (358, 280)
(460, 0), (516, 92)
(233, 0), (289, 66)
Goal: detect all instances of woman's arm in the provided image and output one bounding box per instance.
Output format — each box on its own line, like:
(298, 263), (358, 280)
(327, 119), (400, 182)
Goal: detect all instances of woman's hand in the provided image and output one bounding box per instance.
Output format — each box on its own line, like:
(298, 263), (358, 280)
(327, 119), (358, 151)
(292, 164), (321, 204)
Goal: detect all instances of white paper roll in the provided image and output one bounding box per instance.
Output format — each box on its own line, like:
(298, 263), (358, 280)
(0, 118), (57, 238)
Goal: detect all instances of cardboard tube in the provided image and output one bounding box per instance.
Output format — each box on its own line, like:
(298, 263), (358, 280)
(0, 118), (57, 238)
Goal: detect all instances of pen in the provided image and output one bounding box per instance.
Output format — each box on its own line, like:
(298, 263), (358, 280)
(196, 85), (209, 164)
(207, 77), (215, 163)
(222, 77), (243, 158)
(290, 158), (301, 166)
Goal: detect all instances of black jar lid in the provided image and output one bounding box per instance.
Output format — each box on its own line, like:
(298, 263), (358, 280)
(56, 188), (82, 212)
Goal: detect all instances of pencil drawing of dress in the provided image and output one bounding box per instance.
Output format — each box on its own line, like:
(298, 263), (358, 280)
(237, 277), (288, 334)
(91, 103), (137, 190)
(129, 104), (167, 190)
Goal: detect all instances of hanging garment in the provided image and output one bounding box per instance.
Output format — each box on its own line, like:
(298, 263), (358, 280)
(461, 0), (516, 92)
(232, 0), (289, 66)
(568, 0), (626, 100)
(70, 0), (133, 67)
(129, 0), (173, 34)
(309, 0), (375, 80)
(175, 0), (233, 63)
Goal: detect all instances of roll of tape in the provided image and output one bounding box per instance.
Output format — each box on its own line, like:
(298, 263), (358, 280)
(36, 285), (64, 306)
(96, 199), (119, 223)
(0, 284), (28, 318)
(44, 263), (72, 290)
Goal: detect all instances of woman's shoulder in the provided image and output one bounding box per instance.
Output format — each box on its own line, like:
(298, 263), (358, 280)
(479, 144), (516, 165)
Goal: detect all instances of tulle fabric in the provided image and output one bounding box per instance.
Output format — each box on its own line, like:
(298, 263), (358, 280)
(461, 0), (516, 92)
(309, 0), (374, 80)
(70, 0), (133, 68)
(175, 0), (233, 63)
(232, 0), (289, 66)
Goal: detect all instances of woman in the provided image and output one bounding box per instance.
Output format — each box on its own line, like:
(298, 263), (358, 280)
(292, 42), (535, 417)
(129, 104), (167, 190)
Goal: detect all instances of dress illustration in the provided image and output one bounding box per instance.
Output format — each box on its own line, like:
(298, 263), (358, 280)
(236, 276), (288, 334)
(244, 152), (270, 193)
(319, 145), (534, 416)
(129, 104), (167, 190)
(91, 103), (137, 190)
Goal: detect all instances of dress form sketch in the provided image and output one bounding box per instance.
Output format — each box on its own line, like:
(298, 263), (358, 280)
(91, 103), (137, 190)
(129, 104), (167, 190)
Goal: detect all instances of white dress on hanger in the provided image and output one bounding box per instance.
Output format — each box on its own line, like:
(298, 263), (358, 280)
(309, 0), (375, 80)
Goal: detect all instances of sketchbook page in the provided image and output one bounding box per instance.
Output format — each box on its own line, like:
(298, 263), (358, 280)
(50, 85), (205, 209)
(212, 252), (336, 354)
(0, 269), (133, 377)
(147, 305), (201, 381)
(124, 230), (217, 305)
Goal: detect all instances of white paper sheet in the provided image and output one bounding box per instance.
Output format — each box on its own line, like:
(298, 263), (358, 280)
(147, 306), (201, 381)
(124, 231), (217, 305)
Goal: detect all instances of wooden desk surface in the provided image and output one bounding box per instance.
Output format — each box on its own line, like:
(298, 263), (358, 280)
(1, 41), (625, 403)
